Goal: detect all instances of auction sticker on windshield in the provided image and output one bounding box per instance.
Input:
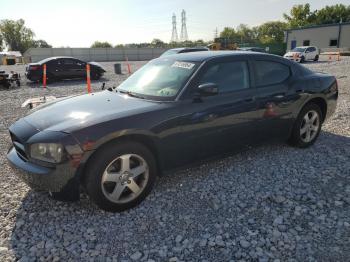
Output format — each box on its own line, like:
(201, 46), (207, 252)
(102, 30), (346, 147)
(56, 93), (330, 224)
(172, 61), (195, 70)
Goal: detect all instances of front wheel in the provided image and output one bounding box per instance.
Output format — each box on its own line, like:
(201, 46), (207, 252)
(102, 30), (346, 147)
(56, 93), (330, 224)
(314, 55), (319, 61)
(85, 141), (157, 212)
(288, 103), (322, 148)
(91, 72), (101, 80)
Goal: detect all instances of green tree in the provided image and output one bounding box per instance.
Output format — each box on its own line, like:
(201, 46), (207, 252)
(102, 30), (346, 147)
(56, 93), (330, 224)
(151, 38), (165, 48)
(256, 21), (288, 44)
(91, 41), (113, 48)
(219, 27), (239, 39)
(0, 19), (35, 53)
(33, 39), (52, 48)
(315, 4), (350, 24)
(236, 24), (255, 42)
(283, 4), (316, 28)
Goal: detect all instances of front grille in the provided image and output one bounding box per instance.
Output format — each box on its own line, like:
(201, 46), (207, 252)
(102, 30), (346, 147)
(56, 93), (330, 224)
(10, 131), (28, 161)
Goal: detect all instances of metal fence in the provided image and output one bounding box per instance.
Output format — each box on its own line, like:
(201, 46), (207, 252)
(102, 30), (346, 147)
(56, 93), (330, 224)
(24, 48), (169, 63)
(239, 43), (287, 56)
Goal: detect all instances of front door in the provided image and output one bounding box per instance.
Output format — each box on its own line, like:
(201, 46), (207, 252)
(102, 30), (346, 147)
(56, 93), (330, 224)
(178, 58), (259, 164)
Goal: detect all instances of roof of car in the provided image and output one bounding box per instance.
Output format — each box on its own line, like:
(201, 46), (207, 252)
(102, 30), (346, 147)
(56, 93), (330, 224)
(295, 46), (317, 48)
(169, 47), (208, 51)
(159, 50), (276, 62)
(47, 56), (75, 60)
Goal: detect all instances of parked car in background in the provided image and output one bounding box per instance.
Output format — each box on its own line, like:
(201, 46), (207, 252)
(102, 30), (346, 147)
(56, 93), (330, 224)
(160, 47), (209, 57)
(239, 47), (266, 53)
(25, 57), (106, 82)
(284, 46), (319, 63)
(8, 51), (338, 212)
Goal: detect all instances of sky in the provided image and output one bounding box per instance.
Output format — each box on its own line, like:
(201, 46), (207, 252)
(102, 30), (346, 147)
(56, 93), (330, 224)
(2, 0), (350, 47)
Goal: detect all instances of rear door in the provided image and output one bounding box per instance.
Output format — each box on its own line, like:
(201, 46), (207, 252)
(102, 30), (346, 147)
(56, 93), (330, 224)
(59, 58), (85, 79)
(252, 59), (299, 140)
(177, 57), (259, 165)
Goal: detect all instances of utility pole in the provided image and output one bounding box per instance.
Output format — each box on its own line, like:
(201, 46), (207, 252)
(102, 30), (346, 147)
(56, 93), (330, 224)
(214, 27), (218, 39)
(171, 13), (178, 42)
(180, 10), (188, 41)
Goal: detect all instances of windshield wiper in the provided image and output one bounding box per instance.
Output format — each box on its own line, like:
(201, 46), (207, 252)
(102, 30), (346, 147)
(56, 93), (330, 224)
(118, 90), (145, 99)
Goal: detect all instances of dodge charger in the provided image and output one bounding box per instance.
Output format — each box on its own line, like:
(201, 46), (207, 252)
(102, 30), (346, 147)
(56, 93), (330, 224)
(7, 51), (338, 212)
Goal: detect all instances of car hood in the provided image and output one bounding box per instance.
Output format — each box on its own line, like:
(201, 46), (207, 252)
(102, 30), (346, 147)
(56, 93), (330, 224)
(88, 61), (105, 71)
(284, 51), (302, 56)
(23, 91), (160, 132)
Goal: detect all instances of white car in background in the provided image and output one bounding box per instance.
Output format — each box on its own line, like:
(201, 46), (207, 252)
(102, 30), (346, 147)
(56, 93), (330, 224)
(284, 46), (319, 63)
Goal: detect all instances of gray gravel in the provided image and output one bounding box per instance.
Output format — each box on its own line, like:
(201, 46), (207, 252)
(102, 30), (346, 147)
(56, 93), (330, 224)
(0, 57), (349, 261)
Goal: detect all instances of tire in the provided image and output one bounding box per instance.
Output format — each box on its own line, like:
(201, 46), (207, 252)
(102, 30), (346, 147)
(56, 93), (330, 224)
(314, 55), (319, 61)
(300, 56), (305, 63)
(288, 103), (322, 148)
(84, 141), (157, 212)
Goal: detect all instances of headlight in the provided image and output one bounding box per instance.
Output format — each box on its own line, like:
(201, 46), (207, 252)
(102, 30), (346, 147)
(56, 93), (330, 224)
(30, 143), (64, 163)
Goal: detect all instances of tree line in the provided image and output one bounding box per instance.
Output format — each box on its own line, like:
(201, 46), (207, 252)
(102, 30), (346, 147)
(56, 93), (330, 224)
(1, 3), (349, 52)
(219, 3), (350, 45)
(0, 19), (52, 53)
(91, 4), (350, 48)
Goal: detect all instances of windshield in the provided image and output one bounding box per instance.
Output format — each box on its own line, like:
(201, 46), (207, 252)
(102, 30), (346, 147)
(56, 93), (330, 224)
(118, 59), (199, 100)
(160, 49), (180, 57)
(292, 47), (306, 52)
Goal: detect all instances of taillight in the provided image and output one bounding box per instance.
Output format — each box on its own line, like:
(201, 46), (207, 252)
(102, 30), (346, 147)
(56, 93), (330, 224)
(30, 65), (41, 70)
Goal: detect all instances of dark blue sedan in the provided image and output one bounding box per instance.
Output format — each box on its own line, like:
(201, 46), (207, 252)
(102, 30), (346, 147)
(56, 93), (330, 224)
(7, 51), (338, 212)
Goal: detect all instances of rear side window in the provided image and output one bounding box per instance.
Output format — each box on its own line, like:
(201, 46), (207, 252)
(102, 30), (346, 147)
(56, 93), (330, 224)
(254, 61), (290, 87)
(199, 61), (249, 93)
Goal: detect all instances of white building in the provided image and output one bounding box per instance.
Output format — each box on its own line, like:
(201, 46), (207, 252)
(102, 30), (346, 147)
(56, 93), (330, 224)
(285, 22), (350, 52)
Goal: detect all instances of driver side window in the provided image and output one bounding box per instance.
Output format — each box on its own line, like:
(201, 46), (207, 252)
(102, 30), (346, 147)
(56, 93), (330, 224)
(199, 61), (250, 93)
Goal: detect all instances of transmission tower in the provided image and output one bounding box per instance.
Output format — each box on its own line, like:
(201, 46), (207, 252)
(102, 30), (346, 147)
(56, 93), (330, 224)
(214, 27), (218, 39)
(171, 13), (178, 42)
(180, 9), (188, 41)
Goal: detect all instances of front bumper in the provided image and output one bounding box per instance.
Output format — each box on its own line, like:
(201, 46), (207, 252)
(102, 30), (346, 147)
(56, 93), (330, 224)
(7, 146), (78, 192)
(284, 56), (300, 62)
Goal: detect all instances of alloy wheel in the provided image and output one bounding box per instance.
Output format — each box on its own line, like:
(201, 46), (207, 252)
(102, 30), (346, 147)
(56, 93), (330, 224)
(300, 110), (320, 143)
(101, 154), (149, 204)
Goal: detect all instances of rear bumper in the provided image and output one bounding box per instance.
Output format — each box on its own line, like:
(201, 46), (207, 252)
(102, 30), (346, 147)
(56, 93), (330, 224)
(7, 147), (78, 192)
(25, 72), (41, 81)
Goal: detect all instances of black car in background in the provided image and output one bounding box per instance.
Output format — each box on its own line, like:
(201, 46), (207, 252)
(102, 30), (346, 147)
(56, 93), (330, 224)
(8, 51), (338, 212)
(160, 47), (209, 57)
(239, 47), (267, 53)
(25, 57), (106, 82)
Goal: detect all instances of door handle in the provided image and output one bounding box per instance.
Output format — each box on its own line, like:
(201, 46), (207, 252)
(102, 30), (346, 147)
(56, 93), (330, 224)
(244, 97), (255, 102)
(273, 95), (284, 99)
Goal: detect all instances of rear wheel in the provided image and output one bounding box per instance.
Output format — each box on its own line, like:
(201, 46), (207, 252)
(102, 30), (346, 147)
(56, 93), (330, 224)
(85, 141), (157, 212)
(289, 103), (322, 148)
(314, 55), (319, 61)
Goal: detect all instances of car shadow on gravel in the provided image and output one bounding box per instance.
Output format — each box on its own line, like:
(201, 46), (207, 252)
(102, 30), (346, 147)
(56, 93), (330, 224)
(8, 131), (350, 260)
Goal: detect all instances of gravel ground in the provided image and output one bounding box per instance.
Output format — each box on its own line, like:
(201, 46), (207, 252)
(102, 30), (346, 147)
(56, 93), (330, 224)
(0, 57), (349, 261)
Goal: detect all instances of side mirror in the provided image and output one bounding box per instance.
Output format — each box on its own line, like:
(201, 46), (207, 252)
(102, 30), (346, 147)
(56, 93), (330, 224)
(197, 83), (219, 96)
